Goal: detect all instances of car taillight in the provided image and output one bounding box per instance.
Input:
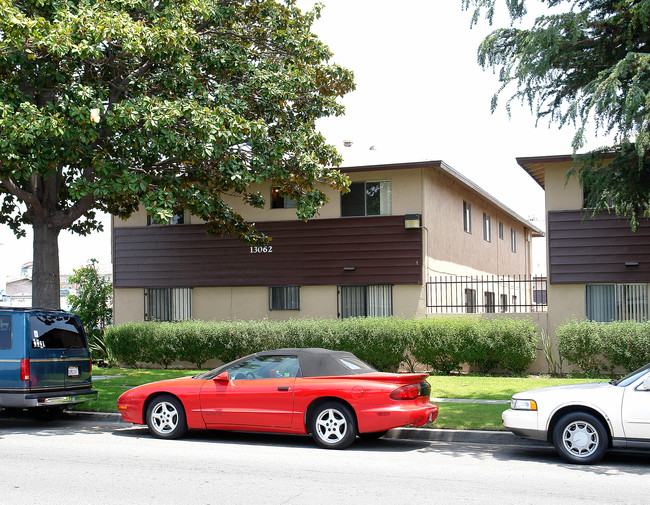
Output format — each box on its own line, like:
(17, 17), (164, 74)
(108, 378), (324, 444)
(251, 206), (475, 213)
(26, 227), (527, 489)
(390, 382), (430, 400)
(20, 359), (30, 381)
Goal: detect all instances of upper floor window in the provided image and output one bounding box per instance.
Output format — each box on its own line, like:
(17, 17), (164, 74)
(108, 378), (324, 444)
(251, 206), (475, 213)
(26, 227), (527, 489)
(270, 187), (297, 209)
(510, 228), (517, 252)
(483, 213), (491, 242)
(463, 201), (471, 233)
(498, 221), (504, 240)
(341, 181), (391, 217)
(586, 283), (648, 322)
(147, 210), (185, 226)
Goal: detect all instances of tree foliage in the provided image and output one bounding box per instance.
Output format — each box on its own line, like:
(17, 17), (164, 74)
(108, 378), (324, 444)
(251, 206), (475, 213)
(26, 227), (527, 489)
(0, 0), (354, 306)
(463, 0), (650, 228)
(67, 258), (113, 363)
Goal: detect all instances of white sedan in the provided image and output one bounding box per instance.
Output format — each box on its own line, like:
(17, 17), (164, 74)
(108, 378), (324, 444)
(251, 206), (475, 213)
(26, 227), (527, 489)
(502, 363), (650, 464)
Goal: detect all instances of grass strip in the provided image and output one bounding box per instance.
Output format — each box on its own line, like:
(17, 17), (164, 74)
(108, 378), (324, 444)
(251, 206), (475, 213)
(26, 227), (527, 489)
(427, 375), (605, 400)
(432, 403), (508, 431)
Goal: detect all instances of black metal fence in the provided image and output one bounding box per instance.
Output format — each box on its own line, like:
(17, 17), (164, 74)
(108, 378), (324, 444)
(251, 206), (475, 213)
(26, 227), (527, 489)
(426, 275), (547, 314)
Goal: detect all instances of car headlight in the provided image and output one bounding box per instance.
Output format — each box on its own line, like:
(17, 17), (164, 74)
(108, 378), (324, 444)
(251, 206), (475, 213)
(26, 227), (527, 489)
(511, 399), (537, 411)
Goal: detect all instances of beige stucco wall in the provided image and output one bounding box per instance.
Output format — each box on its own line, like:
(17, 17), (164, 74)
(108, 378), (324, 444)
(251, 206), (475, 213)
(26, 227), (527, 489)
(115, 284), (422, 325)
(113, 288), (145, 324)
(541, 160), (587, 349)
(544, 160), (582, 212)
(422, 168), (532, 279)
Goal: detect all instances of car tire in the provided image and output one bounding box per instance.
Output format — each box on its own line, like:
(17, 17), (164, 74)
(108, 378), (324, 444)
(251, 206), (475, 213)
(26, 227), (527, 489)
(310, 401), (357, 449)
(552, 412), (609, 464)
(146, 395), (187, 440)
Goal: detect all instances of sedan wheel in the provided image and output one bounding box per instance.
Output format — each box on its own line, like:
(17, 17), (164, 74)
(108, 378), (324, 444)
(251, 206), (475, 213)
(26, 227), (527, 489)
(146, 395), (187, 440)
(310, 401), (357, 449)
(552, 412), (608, 464)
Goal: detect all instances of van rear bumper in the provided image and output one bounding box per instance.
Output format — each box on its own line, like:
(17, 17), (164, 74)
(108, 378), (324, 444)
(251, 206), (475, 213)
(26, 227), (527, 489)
(0, 388), (98, 408)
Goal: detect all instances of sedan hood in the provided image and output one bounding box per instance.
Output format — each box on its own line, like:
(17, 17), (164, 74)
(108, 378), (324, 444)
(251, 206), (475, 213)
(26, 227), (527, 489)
(513, 381), (613, 400)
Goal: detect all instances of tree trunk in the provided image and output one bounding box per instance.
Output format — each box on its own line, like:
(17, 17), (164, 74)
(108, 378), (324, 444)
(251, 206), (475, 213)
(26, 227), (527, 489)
(32, 221), (61, 309)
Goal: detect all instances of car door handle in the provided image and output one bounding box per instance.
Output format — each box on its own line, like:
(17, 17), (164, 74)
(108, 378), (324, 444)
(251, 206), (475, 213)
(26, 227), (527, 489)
(277, 387), (291, 391)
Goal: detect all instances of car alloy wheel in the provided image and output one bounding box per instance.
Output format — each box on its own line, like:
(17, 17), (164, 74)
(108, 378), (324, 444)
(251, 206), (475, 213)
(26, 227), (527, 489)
(552, 412), (608, 464)
(310, 401), (357, 449)
(146, 395), (187, 440)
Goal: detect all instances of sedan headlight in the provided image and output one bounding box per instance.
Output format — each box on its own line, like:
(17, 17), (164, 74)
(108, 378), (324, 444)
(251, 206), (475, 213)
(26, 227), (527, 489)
(511, 399), (537, 411)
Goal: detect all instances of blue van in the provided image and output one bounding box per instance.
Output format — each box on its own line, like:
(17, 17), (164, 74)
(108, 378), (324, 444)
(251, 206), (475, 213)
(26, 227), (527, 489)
(0, 308), (97, 417)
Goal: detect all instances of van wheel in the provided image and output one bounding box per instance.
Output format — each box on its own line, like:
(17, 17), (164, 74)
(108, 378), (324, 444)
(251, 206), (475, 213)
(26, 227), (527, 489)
(146, 395), (187, 439)
(31, 406), (63, 421)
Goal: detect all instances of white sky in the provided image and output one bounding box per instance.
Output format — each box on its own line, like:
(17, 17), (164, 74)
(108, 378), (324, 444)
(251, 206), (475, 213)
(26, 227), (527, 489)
(0, 1), (605, 285)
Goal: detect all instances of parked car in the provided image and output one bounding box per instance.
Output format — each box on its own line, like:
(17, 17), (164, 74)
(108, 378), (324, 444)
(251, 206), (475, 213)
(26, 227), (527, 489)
(502, 363), (650, 464)
(0, 308), (97, 419)
(117, 347), (438, 449)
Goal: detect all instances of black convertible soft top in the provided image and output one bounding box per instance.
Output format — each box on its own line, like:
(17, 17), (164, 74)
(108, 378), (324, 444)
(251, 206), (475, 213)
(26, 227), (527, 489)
(257, 348), (376, 377)
(199, 348), (376, 379)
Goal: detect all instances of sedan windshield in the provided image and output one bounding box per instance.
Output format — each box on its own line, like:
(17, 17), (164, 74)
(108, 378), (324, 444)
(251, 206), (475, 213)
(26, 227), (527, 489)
(612, 363), (650, 387)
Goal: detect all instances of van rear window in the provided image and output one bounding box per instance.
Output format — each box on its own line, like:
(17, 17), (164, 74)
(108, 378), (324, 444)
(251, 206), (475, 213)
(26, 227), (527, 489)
(0, 315), (11, 349)
(30, 314), (87, 349)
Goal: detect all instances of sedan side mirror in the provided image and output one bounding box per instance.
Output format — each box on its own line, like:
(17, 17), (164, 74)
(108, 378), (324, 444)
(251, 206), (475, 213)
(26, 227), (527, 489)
(641, 376), (650, 391)
(213, 371), (230, 382)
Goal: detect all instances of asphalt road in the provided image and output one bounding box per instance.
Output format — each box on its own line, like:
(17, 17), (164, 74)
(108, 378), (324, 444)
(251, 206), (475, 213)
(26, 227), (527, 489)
(1, 412), (649, 505)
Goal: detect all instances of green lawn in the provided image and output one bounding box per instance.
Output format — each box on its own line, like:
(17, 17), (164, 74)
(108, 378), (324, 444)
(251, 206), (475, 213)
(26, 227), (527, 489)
(77, 368), (203, 413)
(427, 375), (606, 400)
(83, 368), (607, 431)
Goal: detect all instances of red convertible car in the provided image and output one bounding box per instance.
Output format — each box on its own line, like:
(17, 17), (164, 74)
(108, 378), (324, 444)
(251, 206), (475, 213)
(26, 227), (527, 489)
(117, 348), (438, 449)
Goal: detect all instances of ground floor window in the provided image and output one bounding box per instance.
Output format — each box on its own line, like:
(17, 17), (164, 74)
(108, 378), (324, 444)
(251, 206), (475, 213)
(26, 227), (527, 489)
(144, 287), (192, 321)
(339, 285), (393, 318)
(465, 288), (477, 313)
(269, 286), (300, 310)
(484, 291), (495, 313)
(586, 283), (648, 322)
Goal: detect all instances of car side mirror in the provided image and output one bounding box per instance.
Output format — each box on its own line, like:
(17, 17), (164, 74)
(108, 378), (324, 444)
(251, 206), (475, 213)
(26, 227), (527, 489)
(213, 372), (230, 383)
(641, 376), (650, 391)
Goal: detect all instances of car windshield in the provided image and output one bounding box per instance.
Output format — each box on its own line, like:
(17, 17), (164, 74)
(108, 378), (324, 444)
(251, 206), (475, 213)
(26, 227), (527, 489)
(612, 362), (650, 387)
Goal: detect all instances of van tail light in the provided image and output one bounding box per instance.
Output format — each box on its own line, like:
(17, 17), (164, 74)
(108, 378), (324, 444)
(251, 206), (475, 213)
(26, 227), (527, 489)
(20, 359), (30, 381)
(390, 382), (431, 400)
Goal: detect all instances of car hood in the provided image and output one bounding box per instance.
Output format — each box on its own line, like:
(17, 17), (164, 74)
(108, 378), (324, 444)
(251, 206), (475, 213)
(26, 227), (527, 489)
(513, 381), (613, 400)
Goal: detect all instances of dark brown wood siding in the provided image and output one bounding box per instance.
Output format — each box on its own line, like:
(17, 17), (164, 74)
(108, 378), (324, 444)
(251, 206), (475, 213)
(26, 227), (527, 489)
(113, 216), (423, 288)
(548, 210), (650, 283)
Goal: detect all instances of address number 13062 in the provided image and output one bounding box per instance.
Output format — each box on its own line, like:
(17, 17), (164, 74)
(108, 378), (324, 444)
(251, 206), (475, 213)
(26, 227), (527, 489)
(250, 246), (273, 254)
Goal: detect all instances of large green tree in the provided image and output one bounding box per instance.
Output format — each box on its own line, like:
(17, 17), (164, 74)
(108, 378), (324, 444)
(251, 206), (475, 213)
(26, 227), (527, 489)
(0, 0), (353, 308)
(463, 0), (650, 227)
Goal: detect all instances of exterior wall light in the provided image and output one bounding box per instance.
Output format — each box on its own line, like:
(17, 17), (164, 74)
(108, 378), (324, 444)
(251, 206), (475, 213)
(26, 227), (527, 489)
(404, 214), (422, 229)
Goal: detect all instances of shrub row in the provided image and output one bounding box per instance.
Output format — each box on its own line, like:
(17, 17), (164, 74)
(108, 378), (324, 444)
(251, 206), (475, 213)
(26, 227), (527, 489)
(104, 317), (539, 374)
(556, 319), (650, 374)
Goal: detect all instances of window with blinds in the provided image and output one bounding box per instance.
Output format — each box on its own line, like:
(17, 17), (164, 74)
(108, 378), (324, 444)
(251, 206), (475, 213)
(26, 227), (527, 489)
(145, 288), (192, 321)
(269, 286), (300, 310)
(586, 283), (648, 322)
(339, 285), (393, 318)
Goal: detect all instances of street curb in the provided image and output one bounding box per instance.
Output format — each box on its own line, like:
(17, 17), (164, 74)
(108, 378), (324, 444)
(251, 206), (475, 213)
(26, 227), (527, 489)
(386, 427), (547, 446)
(65, 410), (547, 447)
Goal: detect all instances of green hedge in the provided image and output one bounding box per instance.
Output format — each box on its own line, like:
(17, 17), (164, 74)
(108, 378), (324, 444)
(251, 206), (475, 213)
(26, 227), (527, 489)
(557, 319), (650, 374)
(104, 317), (539, 373)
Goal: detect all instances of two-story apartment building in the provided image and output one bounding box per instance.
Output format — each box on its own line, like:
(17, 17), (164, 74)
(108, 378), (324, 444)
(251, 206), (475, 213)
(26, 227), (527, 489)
(517, 154), (650, 332)
(112, 160), (542, 324)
